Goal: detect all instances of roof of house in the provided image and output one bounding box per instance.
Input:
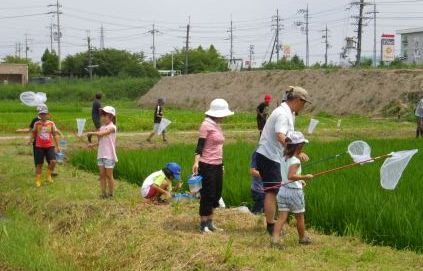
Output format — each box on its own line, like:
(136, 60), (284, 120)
(397, 27), (423, 35)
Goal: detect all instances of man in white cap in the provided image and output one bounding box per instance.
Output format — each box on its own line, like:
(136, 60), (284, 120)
(255, 86), (311, 235)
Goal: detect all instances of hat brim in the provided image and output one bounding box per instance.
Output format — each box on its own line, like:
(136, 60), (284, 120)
(173, 173), (181, 180)
(100, 108), (116, 116)
(205, 110), (234, 118)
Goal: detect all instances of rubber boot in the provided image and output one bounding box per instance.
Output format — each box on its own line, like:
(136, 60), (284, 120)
(47, 169), (54, 183)
(35, 174), (42, 187)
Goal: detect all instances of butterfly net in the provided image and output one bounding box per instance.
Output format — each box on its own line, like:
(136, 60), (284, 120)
(20, 91), (47, 106)
(380, 149), (418, 190)
(307, 118), (319, 134)
(348, 140), (372, 163)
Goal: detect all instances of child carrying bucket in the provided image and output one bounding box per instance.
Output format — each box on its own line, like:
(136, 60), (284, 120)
(85, 106), (118, 199)
(140, 163), (182, 203)
(271, 131), (314, 247)
(28, 105), (61, 187)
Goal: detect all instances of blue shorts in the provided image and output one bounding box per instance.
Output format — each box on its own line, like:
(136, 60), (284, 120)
(277, 186), (305, 214)
(97, 158), (116, 169)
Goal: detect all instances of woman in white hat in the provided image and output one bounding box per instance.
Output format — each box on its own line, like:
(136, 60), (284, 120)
(192, 98), (234, 233)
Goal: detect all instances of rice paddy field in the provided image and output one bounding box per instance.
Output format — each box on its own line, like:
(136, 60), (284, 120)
(70, 139), (423, 252)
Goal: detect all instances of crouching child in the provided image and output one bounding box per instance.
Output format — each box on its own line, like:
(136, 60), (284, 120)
(140, 162), (182, 203)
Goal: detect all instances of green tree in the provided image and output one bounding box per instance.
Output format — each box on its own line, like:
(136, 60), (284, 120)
(62, 48), (159, 78)
(3, 55), (41, 77)
(157, 45), (228, 74)
(263, 55), (305, 70)
(41, 49), (59, 75)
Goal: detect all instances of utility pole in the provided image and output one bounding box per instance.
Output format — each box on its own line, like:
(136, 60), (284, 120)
(184, 17), (190, 75)
(351, 0), (371, 66)
(100, 24), (105, 50)
(367, 1), (378, 67)
(148, 24), (159, 69)
(227, 18), (234, 63)
(248, 44), (254, 70)
(24, 33), (30, 60)
(17, 42), (22, 58)
(49, 21), (54, 52)
(297, 4), (310, 66)
(48, 0), (62, 71)
(87, 32), (93, 80)
(321, 25), (330, 66)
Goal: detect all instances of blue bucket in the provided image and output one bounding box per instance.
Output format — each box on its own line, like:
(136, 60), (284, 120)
(59, 139), (68, 150)
(187, 175), (202, 193)
(56, 152), (65, 163)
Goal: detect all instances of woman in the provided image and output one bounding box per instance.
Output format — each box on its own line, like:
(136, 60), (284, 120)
(192, 98), (234, 233)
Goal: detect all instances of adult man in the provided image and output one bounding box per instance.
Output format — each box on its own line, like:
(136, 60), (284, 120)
(88, 93), (102, 143)
(256, 86), (311, 235)
(256, 95), (272, 136)
(147, 98), (167, 143)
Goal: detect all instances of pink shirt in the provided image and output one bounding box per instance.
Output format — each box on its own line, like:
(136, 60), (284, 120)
(97, 122), (118, 162)
(199, 118), (224, 165)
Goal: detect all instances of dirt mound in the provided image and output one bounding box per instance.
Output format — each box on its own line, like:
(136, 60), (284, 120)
(138, 69), (423, 115)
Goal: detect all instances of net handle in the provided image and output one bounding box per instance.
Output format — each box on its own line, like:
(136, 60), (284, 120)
(312, 153), (392, 177)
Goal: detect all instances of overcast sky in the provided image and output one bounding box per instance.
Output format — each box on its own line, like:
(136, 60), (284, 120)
(1, 0), (422, 67)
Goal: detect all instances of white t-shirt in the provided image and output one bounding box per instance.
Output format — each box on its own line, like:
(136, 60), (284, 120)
(257, 102), (295, 162)
(281, 156), (303, 189)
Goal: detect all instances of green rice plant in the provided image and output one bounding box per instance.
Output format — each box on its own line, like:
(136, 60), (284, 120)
(70, 139), (423, 252)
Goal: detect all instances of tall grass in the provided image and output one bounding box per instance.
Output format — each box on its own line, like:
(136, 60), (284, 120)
(0, 77), (158, 101)
(70, 139), (423, 252)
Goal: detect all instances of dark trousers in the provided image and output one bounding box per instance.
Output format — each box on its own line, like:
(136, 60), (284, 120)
(199, 162), (223, 216)
(417, 117), (423, 138)
(251, 189), (265, 214)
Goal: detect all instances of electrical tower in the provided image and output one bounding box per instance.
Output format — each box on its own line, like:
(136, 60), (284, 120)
(48, 0), (62, 71)
(248, 44), (254, 70)
(184, 17), (190, 75)
(321, 25), (330, 66)
(296, 4), (310, 66)
(87, 32), (93, 80)
(367, 1), (379, 67)
(100, 25), (105, 50)
(351, 0), (371, 66)
(24, 33), (30, 60)
(148, 24), (160, 69)
(226, 19), (234, 63)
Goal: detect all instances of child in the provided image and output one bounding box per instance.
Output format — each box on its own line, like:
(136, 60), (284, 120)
(250, 150), (265, 214)
(271, 131), (313, 246)
(28, 105), (60, 187)
(86, 106), (117, 199)
(140, 162), (182, 203)
(146, 98), (167, 143)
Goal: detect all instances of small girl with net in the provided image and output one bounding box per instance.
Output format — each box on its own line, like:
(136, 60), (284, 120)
(86, 106), (117, 199)
(271, 131), (314, 247)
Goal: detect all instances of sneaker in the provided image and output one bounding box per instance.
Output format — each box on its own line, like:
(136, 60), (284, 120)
(201, 226), (213, 234)
(299, 236), (312, 245)
(266, 223), (275, 236)
(208, 222), (224, 232)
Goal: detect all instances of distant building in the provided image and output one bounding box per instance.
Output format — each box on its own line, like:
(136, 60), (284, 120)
(0, 64), (28, 85)
(397, 27), (423, 65)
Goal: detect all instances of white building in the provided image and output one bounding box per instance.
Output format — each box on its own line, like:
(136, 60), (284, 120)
(397, 27), (423, 65)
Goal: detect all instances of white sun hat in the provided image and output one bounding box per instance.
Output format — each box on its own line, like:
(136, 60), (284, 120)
(100, 106), (116, 116)
(287, 131), (309, 144)
(205, 98), (234, 118)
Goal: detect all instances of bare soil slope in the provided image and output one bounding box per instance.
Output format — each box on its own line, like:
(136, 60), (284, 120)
(138, 69), (423, 115)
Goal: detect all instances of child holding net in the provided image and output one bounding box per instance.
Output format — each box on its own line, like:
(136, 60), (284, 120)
(86, 106), (117, 199)
(271, 131), (314, 247)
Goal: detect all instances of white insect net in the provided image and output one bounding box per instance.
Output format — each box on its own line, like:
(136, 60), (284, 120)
(307, 118), (319, 134)
(76, 118), (86, 136)
(20, 91), (47, 106)
(348, 140), (372, 163)
(380, 149), (418, 190)
(157, 118), (171, 135)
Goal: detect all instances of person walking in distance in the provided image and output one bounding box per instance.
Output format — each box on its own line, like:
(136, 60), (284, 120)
(88, 93), (102, 143)
(256, 95), (272, 136)
(192, 98), (234, 233)
(415, 97), (423, 138)
(255, 86), (311, 235)
(147, 98), (167, 143)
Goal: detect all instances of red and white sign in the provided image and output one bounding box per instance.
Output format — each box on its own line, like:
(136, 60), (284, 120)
(381, 34), (395, 62)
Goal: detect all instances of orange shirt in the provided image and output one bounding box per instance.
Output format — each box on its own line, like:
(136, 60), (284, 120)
(33, 120), (57, 148)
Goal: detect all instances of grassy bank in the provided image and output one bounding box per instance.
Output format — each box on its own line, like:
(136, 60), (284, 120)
(1, 139), (423, 270)
(0, 77), (158, 101)
(70, 139), (423, 252)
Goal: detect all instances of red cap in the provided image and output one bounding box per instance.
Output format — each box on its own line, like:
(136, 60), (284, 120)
(264, 95), (272, 101)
